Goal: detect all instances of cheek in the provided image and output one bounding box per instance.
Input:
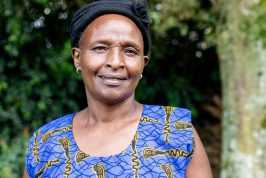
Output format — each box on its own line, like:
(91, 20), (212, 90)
(126, 60), (145, 78)
(80, 53), (104, 73)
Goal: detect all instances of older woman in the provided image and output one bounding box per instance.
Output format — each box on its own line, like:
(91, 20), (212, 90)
(23, 0), (212, 177)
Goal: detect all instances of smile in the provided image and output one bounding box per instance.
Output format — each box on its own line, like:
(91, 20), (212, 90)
(99, 76), (126, 80)
(99, 75), (127, 80)
(98, 75), (127, 85)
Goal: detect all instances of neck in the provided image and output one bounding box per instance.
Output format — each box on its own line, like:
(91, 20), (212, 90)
(83, 97), (140, 124)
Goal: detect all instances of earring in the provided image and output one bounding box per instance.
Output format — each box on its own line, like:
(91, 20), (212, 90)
(140, 74), (143, 79)
(76, 68), (81, 74)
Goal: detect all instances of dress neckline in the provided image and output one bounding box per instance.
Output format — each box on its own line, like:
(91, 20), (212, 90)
(70, 104), (146, 158)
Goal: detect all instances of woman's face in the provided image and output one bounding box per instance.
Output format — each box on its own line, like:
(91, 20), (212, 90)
(72, 14), (148, 104)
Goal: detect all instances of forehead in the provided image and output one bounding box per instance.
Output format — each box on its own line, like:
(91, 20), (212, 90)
(81, 14), (143, 45)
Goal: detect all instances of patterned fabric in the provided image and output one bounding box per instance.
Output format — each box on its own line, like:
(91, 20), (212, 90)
(26, 104), (194, 178)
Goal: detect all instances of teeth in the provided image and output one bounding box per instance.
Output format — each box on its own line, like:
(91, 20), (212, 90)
(100, 76), (121, 80)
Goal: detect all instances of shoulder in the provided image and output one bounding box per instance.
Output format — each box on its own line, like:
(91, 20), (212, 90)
(141, 104), (195, 169)
(25, 113), (76, 177)
(26, 112), (76, 152)
(38, 113), (75, 134)
(142, 104), (193, 144)
(142, 104), (192, 123)
(25, 113), (76, 176)
(143, 104), (191, 114)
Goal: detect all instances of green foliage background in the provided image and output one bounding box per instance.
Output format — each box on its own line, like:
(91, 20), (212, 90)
(0, 0), (221, 177)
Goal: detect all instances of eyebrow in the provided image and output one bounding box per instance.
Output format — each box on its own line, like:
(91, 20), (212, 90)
(90, 40), (112, 46)
(122, 41), (142, 51)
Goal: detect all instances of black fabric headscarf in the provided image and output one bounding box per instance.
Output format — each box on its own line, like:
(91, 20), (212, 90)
(70, 0), (151, 55)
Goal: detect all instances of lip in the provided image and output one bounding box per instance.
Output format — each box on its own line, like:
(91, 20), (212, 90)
(98, 74), (127, 85)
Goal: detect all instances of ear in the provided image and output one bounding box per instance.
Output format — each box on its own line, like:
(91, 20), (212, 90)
(72, 47), (81, 69)
(143, 56), (149, 66)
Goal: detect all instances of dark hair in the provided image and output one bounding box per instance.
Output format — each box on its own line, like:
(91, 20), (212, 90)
(70, 0), (151, 55)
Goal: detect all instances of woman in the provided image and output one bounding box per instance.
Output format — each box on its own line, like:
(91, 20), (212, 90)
(24, 0), (212, 177)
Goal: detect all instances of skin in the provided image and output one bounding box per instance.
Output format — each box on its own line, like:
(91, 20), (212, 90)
(71, 14), (148, 156)
(23, 14), (212, 178)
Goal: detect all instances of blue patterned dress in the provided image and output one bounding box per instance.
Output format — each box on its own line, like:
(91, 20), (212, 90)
(26, 104), (194, 178)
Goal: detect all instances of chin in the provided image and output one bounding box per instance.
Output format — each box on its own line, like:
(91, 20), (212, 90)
(100, 92), (134, 105)
(100, 97), (127, 105)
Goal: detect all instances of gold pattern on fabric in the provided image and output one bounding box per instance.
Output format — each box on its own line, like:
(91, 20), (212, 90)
(34, 159), (60, 178)
(174, 121), (192, 130)
(58, 137), (71, 178)
(165, 148), (189, 158)
(75, 151), (90, 164)
(42, 125), (72, 143)
(162, 106), (174, 144)
(33, 129), (41, 163)
(92, 163), (106, 178)
(140, 116), (160, 124)
(160, 164), (174, 178)
(131, 132), (140, 178)
(142, 147), (166, 159)
(143, 147), (190, 160)
(121, 149), (127, 154)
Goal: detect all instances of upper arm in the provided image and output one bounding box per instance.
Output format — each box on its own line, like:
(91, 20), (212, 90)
(23, 168), (30, 178)
(186, 126), (213, 178)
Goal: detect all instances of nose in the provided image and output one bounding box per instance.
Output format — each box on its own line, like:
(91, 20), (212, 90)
(105, 47), (125, 70)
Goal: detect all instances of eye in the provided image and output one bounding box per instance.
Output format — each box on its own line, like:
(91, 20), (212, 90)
(124, 47), (138, 56)
(91, 46), (108, 54)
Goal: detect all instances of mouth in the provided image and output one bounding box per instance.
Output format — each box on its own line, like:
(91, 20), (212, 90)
(98, 74), (127, 85)
(98, 75), (127, 80)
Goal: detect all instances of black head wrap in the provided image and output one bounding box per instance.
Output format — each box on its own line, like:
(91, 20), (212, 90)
(70, 0), (151, 55)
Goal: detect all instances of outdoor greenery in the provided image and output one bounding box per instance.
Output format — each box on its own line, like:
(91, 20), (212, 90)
(0, 0), (235, 177)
